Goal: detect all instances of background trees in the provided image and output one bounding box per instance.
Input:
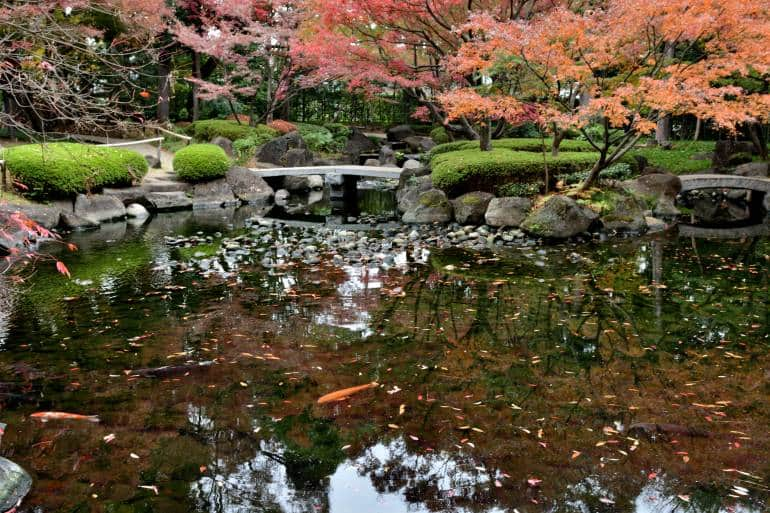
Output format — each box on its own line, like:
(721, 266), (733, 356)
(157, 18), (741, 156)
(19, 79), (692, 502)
(0, 0), (166, 137)
(444, 0), (770, 188)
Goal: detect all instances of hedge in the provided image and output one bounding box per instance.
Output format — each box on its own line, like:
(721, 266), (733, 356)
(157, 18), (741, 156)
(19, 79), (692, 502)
(431, 149), (601, 197)
(430, 126), (451, 144)
(428, 138), (596, 159)
(4, 142), (148, 199)
(173, 144), (230, 182)
(629, 141), (716, 175)
(185, 119), (278, 143)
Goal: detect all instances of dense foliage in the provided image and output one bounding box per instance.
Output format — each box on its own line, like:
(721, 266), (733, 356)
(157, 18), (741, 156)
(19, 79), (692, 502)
(186, 120), (278, 143)
(173, 144), (231, 182)
(431, 149), (601, 197)
(5, 143), (148, 199)
(429, 138), (596, 159)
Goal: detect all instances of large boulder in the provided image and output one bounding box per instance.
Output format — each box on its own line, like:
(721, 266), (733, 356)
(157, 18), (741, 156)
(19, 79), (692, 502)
(284, 148), (314, 167)
(402, 189), (453, 224)
(257, 131), (308, 165)
(402, 159), (422, 170)
(712, 140), (755, 170)
(0, 457), (32, 513)
(0, 203), (61, 230)
(59, 212), (99, 231)
(734, 161), (769, 178)
(284, 175), (323, 192)
(451, 191), (494, 225)
(387, 124), (416, 142)
(397, 174), (433, 213)
(397, 165), (431, 190)
(379, 145), (397, 166)
(192, 179), (239, 209)
(211, 136), (234, 158)
(146, 191), (192, 212)
(74, 194), (126, 223)
(226, 166), (274, 206)
(126, 203), (150, 219)
(484, 197), (533, 228)
(102, 186), (147, 205)
(344, 127), (379, 161)
(521, 195), (599, 239)
(623, 173), (682, 199)
(600, 195), (648, 233)
(403, 135), (436, 153)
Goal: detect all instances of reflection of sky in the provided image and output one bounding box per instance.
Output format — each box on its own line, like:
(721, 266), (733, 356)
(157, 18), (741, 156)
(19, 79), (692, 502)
(0, 281), (12, 347)
(190, 437), (508, 513)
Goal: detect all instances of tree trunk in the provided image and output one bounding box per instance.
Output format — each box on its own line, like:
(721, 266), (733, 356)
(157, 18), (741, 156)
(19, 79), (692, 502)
(156, 56), (171, 123)
(655, 42), (675, 146)
(479, 119), (492, 151)
(693, 117), (702, 141)
(551, 124), (564, 157)
(578, 155), (607, 191)
(2, 94), (16, 140)
(748, 122), (768, 161)
(191, 51), (201, 121)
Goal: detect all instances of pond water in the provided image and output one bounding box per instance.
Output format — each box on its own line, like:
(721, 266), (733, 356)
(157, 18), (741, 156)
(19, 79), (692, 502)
(0, 206), (768, 513)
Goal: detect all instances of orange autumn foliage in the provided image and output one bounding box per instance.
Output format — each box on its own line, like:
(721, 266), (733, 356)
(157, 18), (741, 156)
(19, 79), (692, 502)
(450, 0), (770, 186)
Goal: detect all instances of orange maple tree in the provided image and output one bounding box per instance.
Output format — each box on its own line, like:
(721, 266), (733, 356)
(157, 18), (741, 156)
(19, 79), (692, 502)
(449, 0), (770, 188)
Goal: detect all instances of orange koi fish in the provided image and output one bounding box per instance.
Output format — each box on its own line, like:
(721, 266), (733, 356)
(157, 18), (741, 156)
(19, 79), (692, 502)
(30, 412), (100, 423)
(317, 382), (378, 404)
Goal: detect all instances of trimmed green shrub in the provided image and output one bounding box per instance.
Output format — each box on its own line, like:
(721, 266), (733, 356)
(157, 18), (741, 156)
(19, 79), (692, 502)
(186, 119), (278, 143)
(173, 144), (230, 182)
(430, 126), (451, 144)
(4, 142), (148, 199)
(428, 138), (596, 159)
(431, 149), (601, 196)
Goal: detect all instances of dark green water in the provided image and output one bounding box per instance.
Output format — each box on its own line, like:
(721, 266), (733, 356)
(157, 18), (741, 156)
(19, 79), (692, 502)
(0, 208), (769, 513)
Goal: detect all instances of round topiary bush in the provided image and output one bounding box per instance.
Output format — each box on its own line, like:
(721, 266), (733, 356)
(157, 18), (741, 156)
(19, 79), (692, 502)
(4, 142), (148, 200)
(173, 143), (230, 182)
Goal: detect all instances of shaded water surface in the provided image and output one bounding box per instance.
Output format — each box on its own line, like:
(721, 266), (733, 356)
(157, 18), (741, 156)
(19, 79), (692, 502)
(0, 210), (768, 513)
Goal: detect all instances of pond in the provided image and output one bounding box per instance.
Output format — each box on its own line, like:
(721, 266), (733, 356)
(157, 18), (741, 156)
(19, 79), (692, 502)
(0, 206), (768, 513)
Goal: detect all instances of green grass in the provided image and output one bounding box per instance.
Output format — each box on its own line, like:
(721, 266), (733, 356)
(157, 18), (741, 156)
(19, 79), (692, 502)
(3, 142), (148, 199)
(429, 138), (596, 160)
(628, 141), (716, 175)
(431, 149), (601, 197)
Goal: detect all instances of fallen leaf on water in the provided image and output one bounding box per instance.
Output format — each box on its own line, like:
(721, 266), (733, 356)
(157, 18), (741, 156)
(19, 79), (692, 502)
(103, 434), (116, 443)
(399, 404), (406, 415)
(138, 485), (158, 495)
(571, 451), (581, 460)
(388, 424), (400, 429)
(527, 478), (542, 487)
(130, 453), (140, 459)
(599, 498), (615, 504)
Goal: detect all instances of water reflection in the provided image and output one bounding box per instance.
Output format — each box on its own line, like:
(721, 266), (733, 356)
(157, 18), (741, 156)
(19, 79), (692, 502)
(0, 211), (768, 513)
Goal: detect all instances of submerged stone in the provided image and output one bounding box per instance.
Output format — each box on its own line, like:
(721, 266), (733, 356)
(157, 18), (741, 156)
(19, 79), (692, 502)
(0, 457), (32, 512)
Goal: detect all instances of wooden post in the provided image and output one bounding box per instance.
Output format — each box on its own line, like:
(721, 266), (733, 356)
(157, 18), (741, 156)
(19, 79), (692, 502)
(0, 159), (8, 192)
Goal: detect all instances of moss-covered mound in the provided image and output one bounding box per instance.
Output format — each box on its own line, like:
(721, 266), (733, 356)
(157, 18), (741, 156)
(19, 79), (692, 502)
(4, 142), (148, 199)
(431, 149), (601, 197)
(186, 119), (278, 143)
(429, 138), (596, 159)
(173, 144), (230, 182)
